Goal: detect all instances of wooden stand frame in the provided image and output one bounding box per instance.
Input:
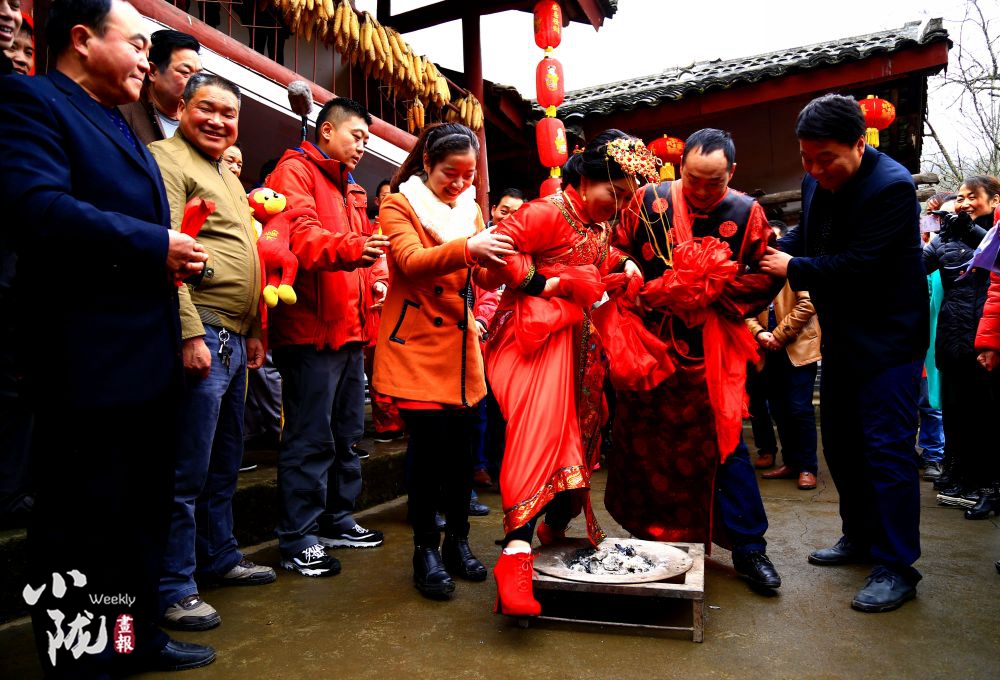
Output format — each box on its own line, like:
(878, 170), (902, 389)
(531, 542), (706, 642)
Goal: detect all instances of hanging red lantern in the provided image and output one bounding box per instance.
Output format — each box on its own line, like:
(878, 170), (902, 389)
(647, 134), (685, 181)
(535, 56), (565, 114)
(533, 0), (563, 50)
(540, 175), (563, 197)
(858, 95), (896, 148)
(536, 116), (569, 168)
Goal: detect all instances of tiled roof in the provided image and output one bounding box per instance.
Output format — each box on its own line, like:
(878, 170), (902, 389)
(554, 19), (949, 119)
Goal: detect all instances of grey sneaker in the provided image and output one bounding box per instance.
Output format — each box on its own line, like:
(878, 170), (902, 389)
(219, 558), (276, 586)
(162, 594), (221, 631)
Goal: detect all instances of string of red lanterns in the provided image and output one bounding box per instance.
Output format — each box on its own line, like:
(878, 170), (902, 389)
(533, 0), (567, 197)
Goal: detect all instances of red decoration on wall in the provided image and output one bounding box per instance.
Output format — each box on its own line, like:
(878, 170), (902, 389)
(858, 95), (896, 148)
(536, 116), (569, 168)
(535, 56), (565, 111)
(533, 0), (563, 50)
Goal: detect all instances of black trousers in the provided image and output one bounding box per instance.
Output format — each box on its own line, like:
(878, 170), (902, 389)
(28, 395), (176, 678)
(940, 356), (1000, 488)
(402, 408), (478, 547)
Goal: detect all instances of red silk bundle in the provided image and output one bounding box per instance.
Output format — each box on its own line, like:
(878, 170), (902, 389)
(592, 296), (674, 391)
(639, 236), (737, 322)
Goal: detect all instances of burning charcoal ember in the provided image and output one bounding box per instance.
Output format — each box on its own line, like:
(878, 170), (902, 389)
(566, 543), (655, 576)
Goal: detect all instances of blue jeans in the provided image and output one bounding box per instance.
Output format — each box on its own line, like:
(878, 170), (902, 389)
(273, 345), (365, 555)
(820, 358), (922, 583)
(715, 440), (769, 555)
(160, 325), (247, 611)
(917, 376), (944, 463)
(765, 352), (819, 473)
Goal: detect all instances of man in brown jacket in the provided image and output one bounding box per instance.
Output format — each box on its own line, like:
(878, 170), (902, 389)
(120, 29), (201, 145)
(149, 72), (273, 634)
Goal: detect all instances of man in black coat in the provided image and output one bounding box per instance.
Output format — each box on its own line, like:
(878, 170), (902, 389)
(761, 93), (928, 613)
(0, 0), (214, 674)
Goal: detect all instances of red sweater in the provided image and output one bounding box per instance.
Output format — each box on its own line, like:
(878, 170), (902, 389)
(265, 143), (373, 350)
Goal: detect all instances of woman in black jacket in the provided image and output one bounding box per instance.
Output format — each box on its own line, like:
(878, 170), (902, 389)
(923, 175), (1000, 514)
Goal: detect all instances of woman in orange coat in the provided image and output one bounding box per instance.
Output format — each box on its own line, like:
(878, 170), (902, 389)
(372, 124), (514, 599)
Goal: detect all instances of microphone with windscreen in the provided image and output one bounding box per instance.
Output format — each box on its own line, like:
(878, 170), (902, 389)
(287, 81), (314, 143)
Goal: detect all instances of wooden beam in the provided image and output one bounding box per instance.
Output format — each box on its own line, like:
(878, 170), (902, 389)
(573, 0), (610, 30)
(378, 0), (524, 34)
(128, 0), (416, 152)
(758, 172), (940, 206)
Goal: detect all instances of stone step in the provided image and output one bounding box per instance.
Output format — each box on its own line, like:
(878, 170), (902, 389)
(0, 435), (409, 624)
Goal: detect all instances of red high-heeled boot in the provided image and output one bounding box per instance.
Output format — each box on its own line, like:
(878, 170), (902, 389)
(493, 551), (542, 617)
(536, 521), (566, 546)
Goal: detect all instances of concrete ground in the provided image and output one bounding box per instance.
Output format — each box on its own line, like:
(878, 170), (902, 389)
(2, 431), (999, 679)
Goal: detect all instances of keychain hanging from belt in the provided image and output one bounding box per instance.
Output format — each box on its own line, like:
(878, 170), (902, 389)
(218, 328), (233, 372)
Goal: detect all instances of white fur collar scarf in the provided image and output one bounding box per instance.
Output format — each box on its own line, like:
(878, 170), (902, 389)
(398, 175), (478, 244)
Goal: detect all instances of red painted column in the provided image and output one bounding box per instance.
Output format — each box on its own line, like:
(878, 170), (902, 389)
(462, 11), (490, 215)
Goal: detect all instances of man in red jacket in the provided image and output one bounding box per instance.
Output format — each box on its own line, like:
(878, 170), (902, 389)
(266, 98), (390, 577)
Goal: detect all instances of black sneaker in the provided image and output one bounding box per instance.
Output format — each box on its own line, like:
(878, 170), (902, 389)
(281, 544), (342, 577)
(352, 443), (371, 460)
(319, 523), (384, 548)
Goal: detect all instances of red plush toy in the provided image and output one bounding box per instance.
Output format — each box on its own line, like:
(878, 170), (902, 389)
(247, 187), (311, 308)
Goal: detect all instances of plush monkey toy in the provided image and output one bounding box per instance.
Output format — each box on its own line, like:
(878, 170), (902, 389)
(247, 187), (309, 308)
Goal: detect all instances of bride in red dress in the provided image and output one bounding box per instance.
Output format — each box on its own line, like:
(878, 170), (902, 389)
(473, 130), (658, 616)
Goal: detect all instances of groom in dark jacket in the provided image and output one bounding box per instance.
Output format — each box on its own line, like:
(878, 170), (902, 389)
(761, 93), (927, 613)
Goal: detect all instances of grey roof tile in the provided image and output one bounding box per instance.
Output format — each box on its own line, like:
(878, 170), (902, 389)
(550, 18), (949, 119)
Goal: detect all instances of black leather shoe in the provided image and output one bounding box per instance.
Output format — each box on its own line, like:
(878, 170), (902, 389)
(732, 550), (781, 589)
(965, 489), (1000, 519)
(150, 639), (216, 671)
(413, 546), (455, 599)
(851, 566), (916, 612)
(442, 536), (488, 581)
(808, 537), (867, 566)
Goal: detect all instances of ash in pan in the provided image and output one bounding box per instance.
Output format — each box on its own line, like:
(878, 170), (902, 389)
(568, 543), (656, 575)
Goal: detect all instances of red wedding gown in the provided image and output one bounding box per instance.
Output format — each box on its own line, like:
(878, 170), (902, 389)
(474, 187), (631, 545)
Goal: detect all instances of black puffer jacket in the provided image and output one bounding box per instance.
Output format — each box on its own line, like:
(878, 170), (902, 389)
(924, 213), (995, 367)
